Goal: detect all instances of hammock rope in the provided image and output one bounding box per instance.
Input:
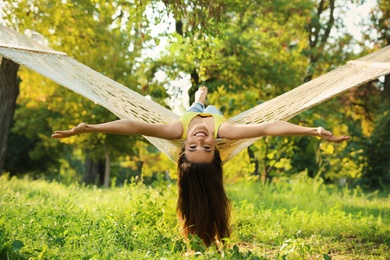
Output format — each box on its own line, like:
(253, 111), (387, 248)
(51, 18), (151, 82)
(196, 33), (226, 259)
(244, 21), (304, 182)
(1, 24), (390, 163)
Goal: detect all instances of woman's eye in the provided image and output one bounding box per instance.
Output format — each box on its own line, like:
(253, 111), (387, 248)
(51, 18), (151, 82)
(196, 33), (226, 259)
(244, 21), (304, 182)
(190, 145), (197, 149)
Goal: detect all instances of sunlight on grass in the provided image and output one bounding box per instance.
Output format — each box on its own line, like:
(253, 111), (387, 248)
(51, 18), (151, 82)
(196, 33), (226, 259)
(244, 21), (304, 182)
(0, 173), (389, 259)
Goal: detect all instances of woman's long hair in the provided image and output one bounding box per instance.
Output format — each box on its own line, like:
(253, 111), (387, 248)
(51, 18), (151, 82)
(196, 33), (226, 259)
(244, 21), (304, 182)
(176, 149), (231, 247)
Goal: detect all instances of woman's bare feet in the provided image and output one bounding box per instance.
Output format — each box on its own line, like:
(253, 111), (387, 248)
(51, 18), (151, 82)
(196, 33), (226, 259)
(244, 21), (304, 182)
(194, 86), (208, 105)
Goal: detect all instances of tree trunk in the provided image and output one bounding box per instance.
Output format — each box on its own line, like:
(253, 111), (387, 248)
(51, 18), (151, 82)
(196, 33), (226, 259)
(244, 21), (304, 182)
(103, 144), (110, 188)
(247, 146), (260, 177)
(304, 0), (335, 82)
(261, 141), (270, 183)
(175, 19), (200, 103)
(0, 57), (20, 174)
(84, 156), (98, 185)
(83, 149), (105, 186)
(383, 74), (390, 101)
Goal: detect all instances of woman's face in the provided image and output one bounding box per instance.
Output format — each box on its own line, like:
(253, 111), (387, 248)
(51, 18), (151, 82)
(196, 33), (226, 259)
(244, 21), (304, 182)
(184, 123), (216, 163)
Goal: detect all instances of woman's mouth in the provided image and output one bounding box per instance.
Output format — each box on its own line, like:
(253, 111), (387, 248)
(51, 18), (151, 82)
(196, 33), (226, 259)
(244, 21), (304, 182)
(194, 131), (207, 137)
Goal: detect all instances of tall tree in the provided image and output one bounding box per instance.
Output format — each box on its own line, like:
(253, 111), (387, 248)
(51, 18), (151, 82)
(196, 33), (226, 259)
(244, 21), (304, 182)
(0, 57), (19, 173)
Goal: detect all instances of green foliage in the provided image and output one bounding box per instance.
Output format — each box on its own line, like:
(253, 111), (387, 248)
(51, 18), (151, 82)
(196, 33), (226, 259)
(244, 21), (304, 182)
(155, 0), (313, 114)
(362, 110), (390, 188)
(228, 173), (390, 259)
(2, 0), (156, 180)
(0, 174), (184, 259)
(1, 0), (389, 189)
(4, 103), (67, 176)
(1, 174), (389, 259)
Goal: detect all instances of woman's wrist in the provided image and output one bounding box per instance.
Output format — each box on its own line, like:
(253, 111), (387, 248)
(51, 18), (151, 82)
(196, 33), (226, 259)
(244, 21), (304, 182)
(313, 127), (321, 137)
(315, 126), (329, 138)
(76, 123), (89, 134)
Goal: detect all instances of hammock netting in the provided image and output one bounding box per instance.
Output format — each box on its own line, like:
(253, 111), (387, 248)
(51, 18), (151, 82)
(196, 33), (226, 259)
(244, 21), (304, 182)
(1, 24), (390, 163)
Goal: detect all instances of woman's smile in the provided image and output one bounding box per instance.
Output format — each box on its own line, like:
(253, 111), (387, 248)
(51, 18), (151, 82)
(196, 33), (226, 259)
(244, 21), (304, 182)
(194, 131), (207, 137)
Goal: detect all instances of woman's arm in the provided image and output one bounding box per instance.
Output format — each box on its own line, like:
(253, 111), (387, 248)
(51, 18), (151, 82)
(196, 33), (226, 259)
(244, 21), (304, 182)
(218, 121), (350, 143)
(52, 119), (183, 140)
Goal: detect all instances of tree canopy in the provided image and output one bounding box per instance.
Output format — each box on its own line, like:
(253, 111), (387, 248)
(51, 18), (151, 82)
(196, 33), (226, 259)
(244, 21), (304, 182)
(0, 0), (389, 189)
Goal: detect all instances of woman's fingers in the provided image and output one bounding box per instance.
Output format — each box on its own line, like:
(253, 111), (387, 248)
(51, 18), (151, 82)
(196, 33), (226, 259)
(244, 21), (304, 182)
(332, 135), (351, 143)
(317, 127), (350, 143)
(323, 133), (351, 143)
(51, 123), (87, 138)
(51, 129), (75, 138)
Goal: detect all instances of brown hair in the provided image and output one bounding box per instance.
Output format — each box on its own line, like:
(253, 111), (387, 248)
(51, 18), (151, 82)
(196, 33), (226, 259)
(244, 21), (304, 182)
(176, 149), (231, 246)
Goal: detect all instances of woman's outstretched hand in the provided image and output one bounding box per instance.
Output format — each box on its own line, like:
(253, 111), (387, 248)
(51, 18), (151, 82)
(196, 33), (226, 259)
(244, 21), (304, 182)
(316, 127), (350, 143)
(51, 123), (88, 139)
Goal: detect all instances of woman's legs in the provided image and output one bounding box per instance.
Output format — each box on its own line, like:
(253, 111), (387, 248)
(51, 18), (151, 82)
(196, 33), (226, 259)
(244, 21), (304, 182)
(204, 105), (223, 115)
(187, 86), (208, 112)
(187, 102), (204, 113)
(187, 87), (222, 115)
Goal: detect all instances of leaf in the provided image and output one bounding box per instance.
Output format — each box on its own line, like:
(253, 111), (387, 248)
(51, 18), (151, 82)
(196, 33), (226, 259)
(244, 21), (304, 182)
(11, 240), (24, 251)
(323, 254), (332, 260)
(325, 144), (334, 154)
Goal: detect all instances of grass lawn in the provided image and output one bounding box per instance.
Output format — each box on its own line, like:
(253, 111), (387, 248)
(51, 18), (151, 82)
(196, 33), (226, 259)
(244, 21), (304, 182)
(1, 173), (389, 259)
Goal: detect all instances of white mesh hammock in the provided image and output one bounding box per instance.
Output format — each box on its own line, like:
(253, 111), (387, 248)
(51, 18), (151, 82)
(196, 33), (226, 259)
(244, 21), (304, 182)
(1, 24), (390, 163)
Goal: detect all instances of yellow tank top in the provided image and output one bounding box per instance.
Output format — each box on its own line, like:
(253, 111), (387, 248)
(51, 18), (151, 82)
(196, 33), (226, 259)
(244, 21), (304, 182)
(180, 112), (227, 139)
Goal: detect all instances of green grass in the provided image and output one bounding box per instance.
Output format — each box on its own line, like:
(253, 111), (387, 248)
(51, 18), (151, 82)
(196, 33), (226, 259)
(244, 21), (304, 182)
(0, 173), (389, 259)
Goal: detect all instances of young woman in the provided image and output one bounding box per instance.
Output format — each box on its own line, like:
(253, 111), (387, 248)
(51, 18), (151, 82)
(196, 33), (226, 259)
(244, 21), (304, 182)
(52, 86), (350, 246)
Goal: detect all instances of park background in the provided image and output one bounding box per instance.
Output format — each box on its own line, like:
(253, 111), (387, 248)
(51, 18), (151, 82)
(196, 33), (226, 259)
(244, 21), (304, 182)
(0, 0), (389, 259)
